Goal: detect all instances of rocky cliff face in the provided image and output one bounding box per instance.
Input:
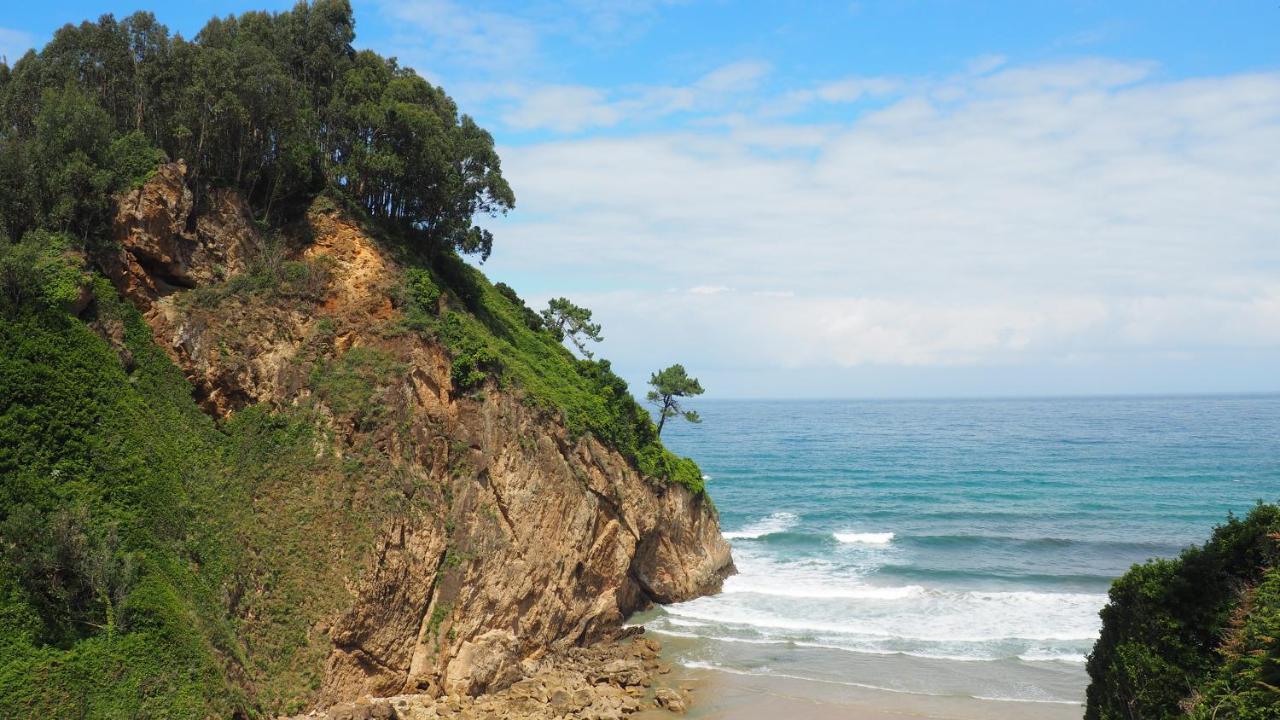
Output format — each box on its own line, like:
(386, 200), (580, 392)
(103, 163), (733, 708)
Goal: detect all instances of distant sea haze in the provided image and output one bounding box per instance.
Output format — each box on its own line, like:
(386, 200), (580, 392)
(641, 395), (1280, 705)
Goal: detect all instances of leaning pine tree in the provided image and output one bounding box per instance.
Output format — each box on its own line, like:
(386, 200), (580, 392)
(647, 364), (704, 435)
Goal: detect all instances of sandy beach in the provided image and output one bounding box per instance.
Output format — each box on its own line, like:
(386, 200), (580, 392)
(638, 661), (1084, 720)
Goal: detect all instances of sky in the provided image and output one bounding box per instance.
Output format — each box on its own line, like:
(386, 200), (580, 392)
(5, 2), (1280, 398)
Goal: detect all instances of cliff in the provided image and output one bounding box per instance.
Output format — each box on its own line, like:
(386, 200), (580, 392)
(100, 162), (733, 709)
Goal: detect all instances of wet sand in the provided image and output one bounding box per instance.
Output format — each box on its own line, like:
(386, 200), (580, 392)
(637, 662), (1085, 720)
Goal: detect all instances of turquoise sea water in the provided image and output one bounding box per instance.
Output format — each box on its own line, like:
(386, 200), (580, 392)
(638, 395), (1280, 706)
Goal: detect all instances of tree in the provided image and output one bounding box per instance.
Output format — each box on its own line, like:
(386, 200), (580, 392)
(541, 297), (602, 359)
(646, 364), (703, 435)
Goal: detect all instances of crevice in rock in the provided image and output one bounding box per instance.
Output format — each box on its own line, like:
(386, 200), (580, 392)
(337, 645), (406, 676)
(409, 544), (454, 668)
(583, 483), (639, 543)
(478, 469), (519, 544)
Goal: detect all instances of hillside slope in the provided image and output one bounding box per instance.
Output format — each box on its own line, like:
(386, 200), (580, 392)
(0, 157), (732, 718)
(0, 3), (735, 716)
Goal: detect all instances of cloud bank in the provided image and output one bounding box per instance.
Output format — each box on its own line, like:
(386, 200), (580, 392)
(480, 59), (1280, 393)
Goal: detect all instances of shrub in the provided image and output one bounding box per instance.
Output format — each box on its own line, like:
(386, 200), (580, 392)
(0, 231), (86, 312)
(1086, 503), (1280, 720)
(105, 131), (166, 191)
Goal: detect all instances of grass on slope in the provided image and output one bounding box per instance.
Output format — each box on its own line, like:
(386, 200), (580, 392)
(0, 270), (247, 718)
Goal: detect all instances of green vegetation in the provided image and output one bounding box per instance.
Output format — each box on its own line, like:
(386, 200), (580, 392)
(389, 251), (705, 495)
(0, 238), (418, 718)
(541, 296), (603, 359)
(310, 346), (405, 426)
(646, 364), (704, 435)
(0, 0), (511, 256)
(0, 264), (244, 717)
(0, 3), (709, 717)
(1086, 502), (1280, 720)
(182, 237), (333, 309)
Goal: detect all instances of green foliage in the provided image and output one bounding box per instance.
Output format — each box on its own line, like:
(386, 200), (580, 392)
(1085, 503), (1280, 720)
(182, 239), (332, 309)
(1189, 565), (1280, 719)
(392, 267), (442, 333)
(646, 364), (704, 435)
(216, 404), (379, 714)
(541, 296), (602, 358)
(400, 251), (705, 494)
(105, 130), (167, 190)
(0, 230), (88, 311)
(495, 282), (544, 332)
(0, 292), (245, 718)
(310, 346), (405, 425)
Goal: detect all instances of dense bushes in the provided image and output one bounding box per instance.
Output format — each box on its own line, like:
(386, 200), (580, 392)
(1189, 565), (1280, 718)
(0, 284), (245, 717)
(1085, 503), (1280, 720)
(0, 230), (87, 311)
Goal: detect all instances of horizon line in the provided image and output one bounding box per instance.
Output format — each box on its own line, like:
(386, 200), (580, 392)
(679, 390), (1280, 403)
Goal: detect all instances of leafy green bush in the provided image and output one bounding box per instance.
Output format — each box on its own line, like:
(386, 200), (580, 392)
(1189, 564), (1280, 719)
(1086, 503), (1280, 720)
(0, 231), (87, 311)
(494, 282), (545, 332)
(106, 130), (167, 190)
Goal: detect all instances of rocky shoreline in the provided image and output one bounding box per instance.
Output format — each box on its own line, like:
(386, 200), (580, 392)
(283, 631), (691, 720)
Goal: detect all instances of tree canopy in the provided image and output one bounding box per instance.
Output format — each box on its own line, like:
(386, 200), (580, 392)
(0, 0), (513, 258)
(541, 297), (603, 359)
(646, 364), (704, 435)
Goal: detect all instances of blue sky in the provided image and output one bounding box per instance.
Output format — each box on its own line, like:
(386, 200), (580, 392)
(5, 2), (1280, 398)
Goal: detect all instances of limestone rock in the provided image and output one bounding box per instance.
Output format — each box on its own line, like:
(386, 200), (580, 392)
(653, 687), (687, 714)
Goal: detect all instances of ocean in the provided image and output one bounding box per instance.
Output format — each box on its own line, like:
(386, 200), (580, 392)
(632, 395), (1280, 709)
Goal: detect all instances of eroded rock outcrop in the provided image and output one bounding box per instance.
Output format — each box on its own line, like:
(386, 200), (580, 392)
(103, 163), (734, 710)
(105, 160), (262, 314)
(287, 635), (690, 720)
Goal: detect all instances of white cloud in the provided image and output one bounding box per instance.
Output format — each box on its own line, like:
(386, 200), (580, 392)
(374, 0), (689, 79)
(966, 54), (1008, 76)
(775, 75), (900, 115)
(501, 85), (625, 132)
(482, 59), (1280, 383)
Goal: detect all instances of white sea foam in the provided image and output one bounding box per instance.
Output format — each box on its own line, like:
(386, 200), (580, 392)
(664, 617), (710, 628)
(1016, 650), (1088, 664)
(722, 511), (799, 539)
(725, 576), (924, 600)
(834, 531), (895, 545)
(662, 595), (1103, 643)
